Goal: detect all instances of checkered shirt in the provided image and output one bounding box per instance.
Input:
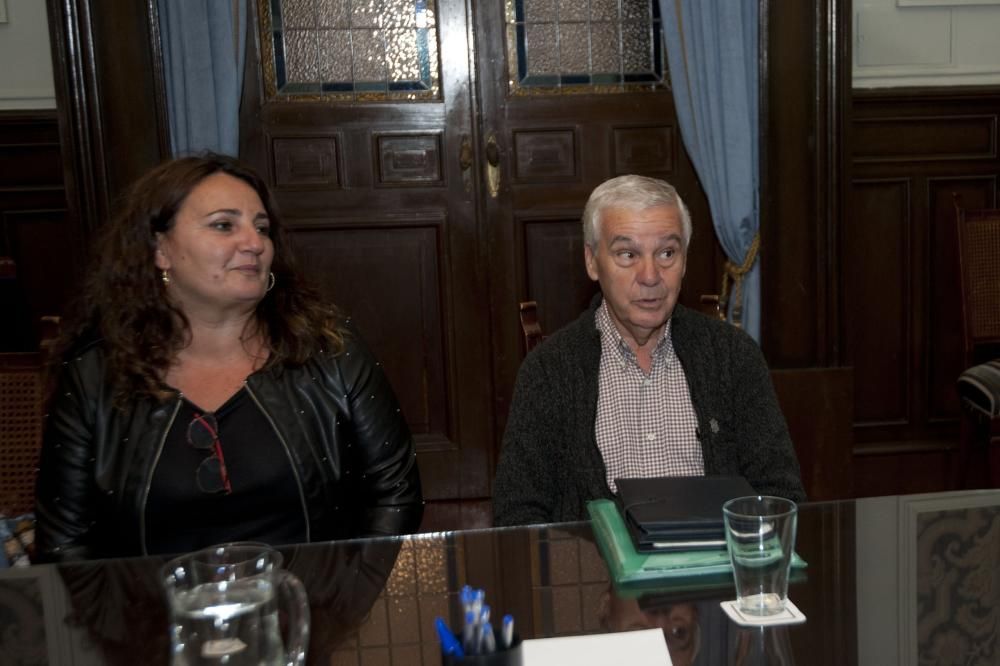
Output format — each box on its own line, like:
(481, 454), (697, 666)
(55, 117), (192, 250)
(594, 300), (704, 493)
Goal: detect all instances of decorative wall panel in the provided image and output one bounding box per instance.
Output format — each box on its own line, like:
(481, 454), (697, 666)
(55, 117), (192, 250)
(375, 133), (443, 185)
(854, 115), (997, 163)
(612, 125), (673, 174)
(845, 179), (911, 427)
(513, 130), (576, 180)
(272, 136), (340, 188)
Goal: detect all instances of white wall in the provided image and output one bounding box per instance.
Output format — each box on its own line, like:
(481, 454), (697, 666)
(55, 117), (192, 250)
(0, 0), (56, 109)
(854, 0), (1000, 88)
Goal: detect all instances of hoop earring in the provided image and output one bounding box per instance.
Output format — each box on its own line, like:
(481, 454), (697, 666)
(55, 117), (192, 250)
(266, 272), (276, 292)
(161, 270), (170, 285)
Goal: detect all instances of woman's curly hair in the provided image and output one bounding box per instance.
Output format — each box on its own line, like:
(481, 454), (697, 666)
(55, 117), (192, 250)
(56, 153), (344, 403)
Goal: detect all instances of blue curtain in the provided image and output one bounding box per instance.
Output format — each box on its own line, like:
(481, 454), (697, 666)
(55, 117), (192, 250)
(659, 0), (761, 341)
(158, 0), (247, 157)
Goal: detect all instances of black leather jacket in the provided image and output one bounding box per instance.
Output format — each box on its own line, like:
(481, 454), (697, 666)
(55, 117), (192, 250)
(35, 332), (424, 562)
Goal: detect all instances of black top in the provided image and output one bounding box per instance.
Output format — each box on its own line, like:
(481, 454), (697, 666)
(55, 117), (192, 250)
(36, 323), (423, 563)
(145, 388), (307, 555)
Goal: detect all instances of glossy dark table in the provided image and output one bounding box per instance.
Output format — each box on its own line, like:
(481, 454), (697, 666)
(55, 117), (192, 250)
(2, 489), (999, 665)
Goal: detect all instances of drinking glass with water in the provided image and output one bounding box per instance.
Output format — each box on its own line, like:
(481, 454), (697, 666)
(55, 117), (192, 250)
(722, 496), (798, 617)
(162, 542), (310, 666)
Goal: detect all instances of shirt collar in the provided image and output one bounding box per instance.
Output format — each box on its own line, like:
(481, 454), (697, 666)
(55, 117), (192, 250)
(595, 299), (674, 367)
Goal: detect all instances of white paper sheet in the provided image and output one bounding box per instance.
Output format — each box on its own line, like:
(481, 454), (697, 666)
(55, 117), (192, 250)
(523, 628), (671, 666)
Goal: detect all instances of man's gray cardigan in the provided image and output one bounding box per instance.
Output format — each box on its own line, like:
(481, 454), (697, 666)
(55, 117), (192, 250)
(493, 300), (806, 526)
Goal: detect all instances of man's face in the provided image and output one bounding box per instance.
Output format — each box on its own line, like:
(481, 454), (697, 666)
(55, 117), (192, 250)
(584, 204), (686, 349)
(602, 592), (700, 666)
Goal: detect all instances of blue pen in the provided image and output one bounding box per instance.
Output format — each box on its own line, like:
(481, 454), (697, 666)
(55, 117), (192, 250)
(435, 617), (465, 659)
(501, 614), (514, 649)
(472, 588), (485, 617)
(460, 585), (473, 608)
(480, 621), (496, 655)
(462, 610), (476, 654)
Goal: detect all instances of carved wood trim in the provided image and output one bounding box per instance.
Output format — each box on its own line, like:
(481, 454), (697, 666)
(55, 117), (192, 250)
(45, 0), (169, 235)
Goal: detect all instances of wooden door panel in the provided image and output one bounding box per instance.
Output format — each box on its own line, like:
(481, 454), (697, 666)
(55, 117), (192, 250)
(288, 225), (448, 442)
(245, 0), (723, 511)
(244, 0), (489, 504)
(520, 216), (598, 336)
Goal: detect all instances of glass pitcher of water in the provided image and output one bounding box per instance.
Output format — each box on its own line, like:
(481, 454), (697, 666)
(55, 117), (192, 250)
(163, 542), (309, 666)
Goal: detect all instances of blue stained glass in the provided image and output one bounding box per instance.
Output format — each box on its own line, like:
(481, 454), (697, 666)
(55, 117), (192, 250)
(274, 31), (287, 89)
(322, 82), (354, 92)
(516, 24), (528, 82)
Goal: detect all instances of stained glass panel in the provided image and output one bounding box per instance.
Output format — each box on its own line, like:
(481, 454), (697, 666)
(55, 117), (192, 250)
(506, 0), (666, 95)
(260, 0), (440, 101)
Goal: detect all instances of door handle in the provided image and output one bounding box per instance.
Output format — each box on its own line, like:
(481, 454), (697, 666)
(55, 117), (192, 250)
(485, 134), (500, 198)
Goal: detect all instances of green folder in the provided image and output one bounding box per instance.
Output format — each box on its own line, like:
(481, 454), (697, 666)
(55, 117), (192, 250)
(587, 499), (807, 588)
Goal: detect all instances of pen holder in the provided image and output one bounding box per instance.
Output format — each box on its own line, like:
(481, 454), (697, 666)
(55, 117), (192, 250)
(441, 633), (523, 666)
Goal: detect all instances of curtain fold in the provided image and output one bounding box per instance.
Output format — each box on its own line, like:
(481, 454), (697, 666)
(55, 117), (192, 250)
(158, 0), (247, 157)
(659, 0), (761, 341)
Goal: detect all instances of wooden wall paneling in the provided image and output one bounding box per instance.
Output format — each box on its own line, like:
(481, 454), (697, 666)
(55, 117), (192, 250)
(852, 450), (955, 498)
(1, 209), (71, 340)
(853, 115), (996, 163)
(771, 368), (854, 500)
(845, 178), (911, 431)
(849, 89), (1000, 496)
(0, 112), (69, 351)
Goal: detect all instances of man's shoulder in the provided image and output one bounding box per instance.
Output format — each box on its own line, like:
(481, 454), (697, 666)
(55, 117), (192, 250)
(671, 304), (768, 381)
(673, 304), (755, 347)
(526, 306), (600, 364)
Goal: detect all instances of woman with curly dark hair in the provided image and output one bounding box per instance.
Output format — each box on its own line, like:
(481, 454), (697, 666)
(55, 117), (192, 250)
(34, 154), (423, 561)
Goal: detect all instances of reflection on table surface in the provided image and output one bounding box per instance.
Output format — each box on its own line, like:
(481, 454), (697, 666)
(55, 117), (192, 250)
(2, 489), (999, 665)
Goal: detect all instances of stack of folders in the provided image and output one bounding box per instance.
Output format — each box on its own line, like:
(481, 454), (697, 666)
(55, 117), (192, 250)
(588, 476), (807, 588)
(615, 476), (757, 553)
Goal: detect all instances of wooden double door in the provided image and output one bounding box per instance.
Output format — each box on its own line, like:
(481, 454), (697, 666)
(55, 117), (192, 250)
(235, 0), (716, 517)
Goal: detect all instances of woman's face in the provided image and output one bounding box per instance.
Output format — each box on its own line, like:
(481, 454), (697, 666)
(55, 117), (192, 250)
(155, 173), (274, 318)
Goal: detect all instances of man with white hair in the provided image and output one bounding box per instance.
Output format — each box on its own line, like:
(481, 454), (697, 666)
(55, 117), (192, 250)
(493, 175), (805, 526)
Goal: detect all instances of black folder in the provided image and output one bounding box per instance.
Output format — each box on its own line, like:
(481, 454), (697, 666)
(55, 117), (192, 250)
(615, 475), (758, 553)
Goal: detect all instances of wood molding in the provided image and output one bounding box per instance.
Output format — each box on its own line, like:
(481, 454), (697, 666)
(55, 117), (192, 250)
(45, 0), (169, 235)
(761, 0), (850, 368)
